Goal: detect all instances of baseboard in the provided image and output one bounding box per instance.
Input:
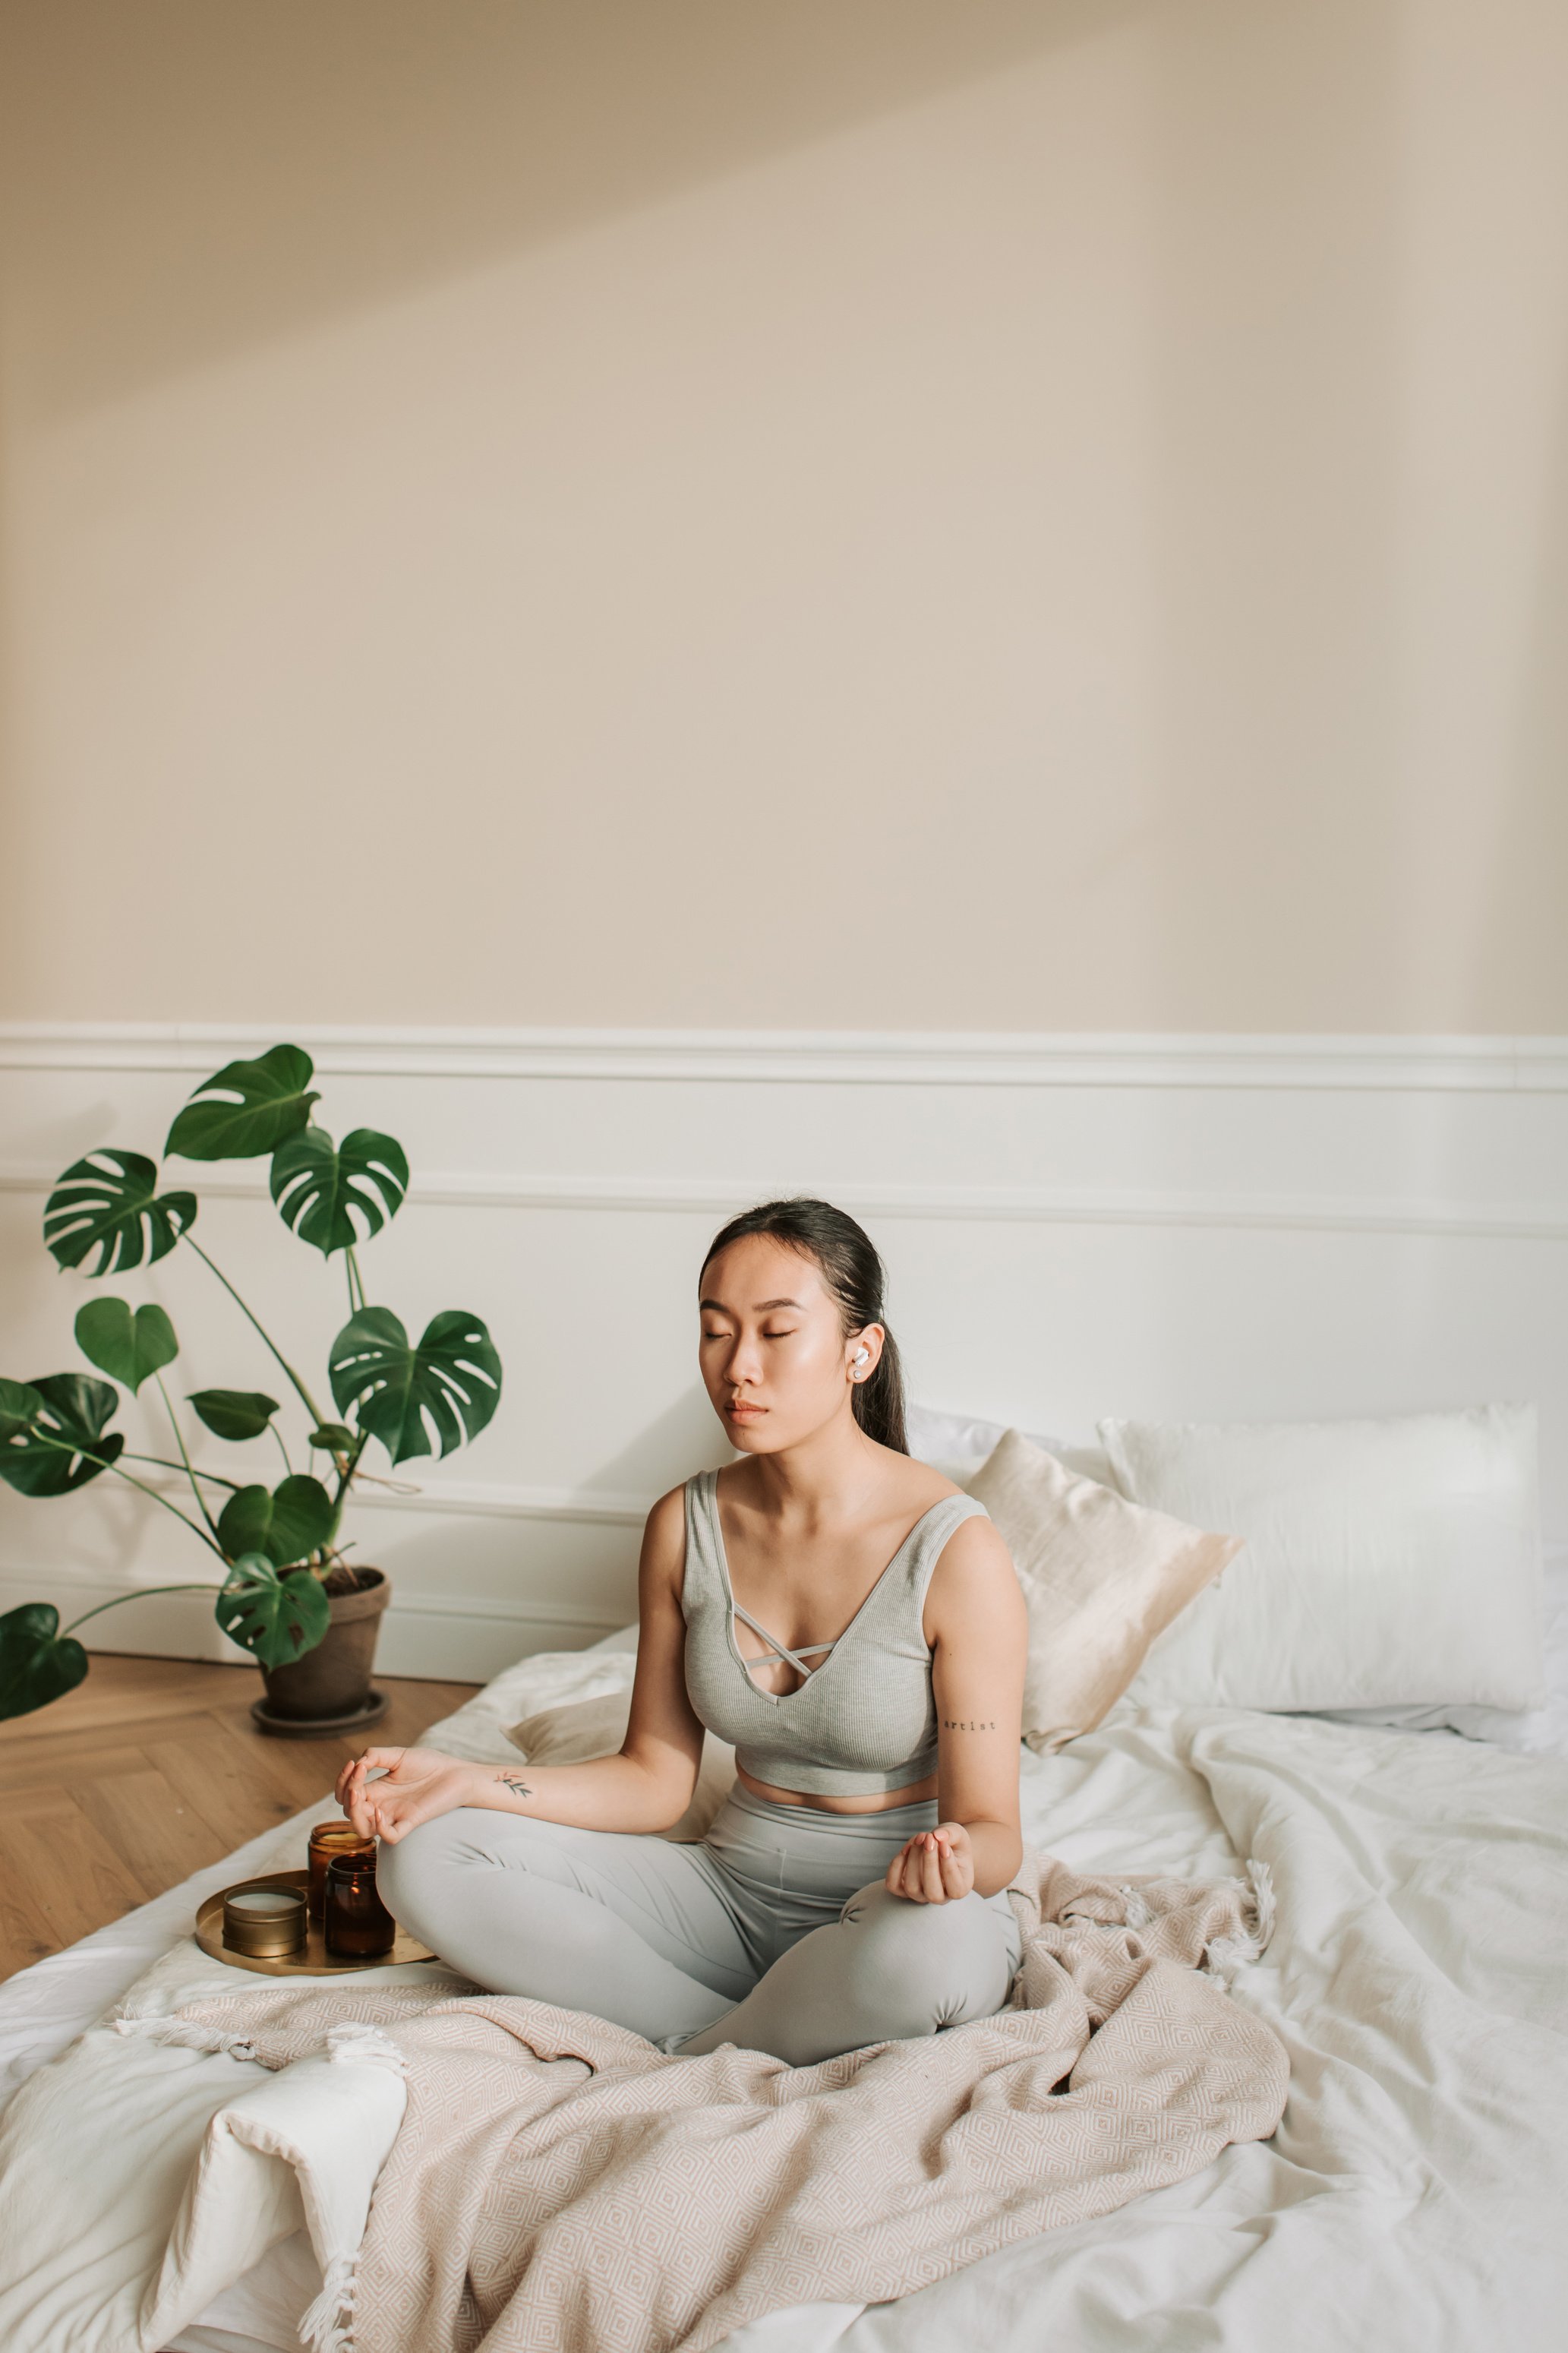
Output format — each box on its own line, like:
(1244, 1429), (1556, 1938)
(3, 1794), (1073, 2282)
(0, 1572), (622, 1685)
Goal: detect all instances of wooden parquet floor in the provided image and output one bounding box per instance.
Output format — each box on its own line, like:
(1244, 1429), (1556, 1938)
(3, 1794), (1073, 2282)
(0, 1653), (479, 1983)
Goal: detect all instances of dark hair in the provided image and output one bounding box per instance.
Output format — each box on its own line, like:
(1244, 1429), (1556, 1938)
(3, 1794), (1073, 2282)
(700, 1197), (907, 1453)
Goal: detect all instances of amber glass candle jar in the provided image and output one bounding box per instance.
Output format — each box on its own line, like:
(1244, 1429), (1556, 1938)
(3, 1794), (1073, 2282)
(308, 1821), (377, 1922)
(324, 1851), (396, 1958)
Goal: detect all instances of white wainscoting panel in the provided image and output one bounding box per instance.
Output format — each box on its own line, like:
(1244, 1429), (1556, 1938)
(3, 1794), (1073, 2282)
(2, 1024), (1566, 1683)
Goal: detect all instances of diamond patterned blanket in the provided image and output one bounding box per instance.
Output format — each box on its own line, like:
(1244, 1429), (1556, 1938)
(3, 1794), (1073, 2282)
(165, 1854), (1286, 2353)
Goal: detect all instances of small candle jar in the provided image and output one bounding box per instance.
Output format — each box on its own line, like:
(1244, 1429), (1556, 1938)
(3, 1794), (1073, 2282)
(324, 1852), (396, 1959)
(308, 1821), (377, 1922)
(223, 1884), (308, 1958)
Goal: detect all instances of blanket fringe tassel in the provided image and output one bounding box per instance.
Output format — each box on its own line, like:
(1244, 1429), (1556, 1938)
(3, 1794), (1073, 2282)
(112, 2014), (259, 2062)
(1204, 1858), (1277, 1988)
(298, 2250), (358, 2353)
(1246, 1857), (1277, 1946)
(326, 2020), (407, 2076)
(111, 2016), (409, 2077)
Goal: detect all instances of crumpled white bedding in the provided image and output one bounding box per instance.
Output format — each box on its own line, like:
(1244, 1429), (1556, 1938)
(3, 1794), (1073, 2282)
(1, 1568), (1565, 2353)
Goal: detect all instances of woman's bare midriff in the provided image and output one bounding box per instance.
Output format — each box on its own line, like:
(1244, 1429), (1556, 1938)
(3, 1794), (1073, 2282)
(737, 1764), (939, 1814)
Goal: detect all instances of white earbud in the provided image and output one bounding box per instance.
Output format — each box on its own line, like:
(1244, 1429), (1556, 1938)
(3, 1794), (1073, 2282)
(852, 1347), (870, 1379)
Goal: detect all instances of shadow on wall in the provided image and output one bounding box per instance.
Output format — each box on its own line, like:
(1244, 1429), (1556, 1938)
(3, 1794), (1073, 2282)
(2, 0), (1564, 1038)
(1150, 0), (1404, 1031)
(584, 1384), (734, 1502)
(1475, 405), (1568, 1024)
(0, 0), (1150, 419)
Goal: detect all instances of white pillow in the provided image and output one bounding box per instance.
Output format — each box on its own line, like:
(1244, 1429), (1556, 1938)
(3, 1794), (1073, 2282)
(1317, 1543), (1568, 1750)
(1104, 1406), (1545, 1713)
(907, 1401), (1113, 1489)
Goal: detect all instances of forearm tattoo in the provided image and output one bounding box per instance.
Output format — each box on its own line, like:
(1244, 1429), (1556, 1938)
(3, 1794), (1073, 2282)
(495, 1772), (534, 1800)
(942, 1718), (998, 1731)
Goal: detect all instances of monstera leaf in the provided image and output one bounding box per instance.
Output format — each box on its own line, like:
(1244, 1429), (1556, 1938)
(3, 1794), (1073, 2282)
(165, 1045), (319, 1161)
(329, 1306), (502, 1465)
(0, 1375), (123, 1496)
(44, 1151), (197, 1275)
(0, 1603), (90, 1720)
(216, 1474), (336, 1566)
(188, 1388), (281, 1443)
(74, 1299), (178, 1394)
(270, 1126), (409, 1257)
(0, 1379), (42, 1445)
(214, 1555), (331, 1669)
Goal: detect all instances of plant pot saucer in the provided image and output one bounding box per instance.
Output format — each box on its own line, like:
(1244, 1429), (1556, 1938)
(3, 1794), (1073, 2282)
(250, 1688), (390, 1741)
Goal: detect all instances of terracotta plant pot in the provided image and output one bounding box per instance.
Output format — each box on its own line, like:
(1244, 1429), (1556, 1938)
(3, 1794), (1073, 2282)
(253, 1568), (392, 1739)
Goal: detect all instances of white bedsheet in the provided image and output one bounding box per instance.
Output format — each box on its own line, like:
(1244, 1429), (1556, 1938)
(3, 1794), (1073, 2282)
(2, 1571), (1564, 2353)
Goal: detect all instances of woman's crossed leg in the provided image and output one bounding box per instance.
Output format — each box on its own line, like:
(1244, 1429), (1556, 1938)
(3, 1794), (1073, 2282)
(377, 1808), (1017, 2065)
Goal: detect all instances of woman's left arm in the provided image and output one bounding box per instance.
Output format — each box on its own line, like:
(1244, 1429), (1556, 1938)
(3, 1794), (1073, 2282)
(885, 1515), (1027, 1903)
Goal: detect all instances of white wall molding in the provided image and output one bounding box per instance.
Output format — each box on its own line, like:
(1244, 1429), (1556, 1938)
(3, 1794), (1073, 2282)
(3, 1160), (1566, 1242)
(129, 1467), (653, 1528)
(2, 1020), (1566, 1092)
(7, 1017), (1568, 1677)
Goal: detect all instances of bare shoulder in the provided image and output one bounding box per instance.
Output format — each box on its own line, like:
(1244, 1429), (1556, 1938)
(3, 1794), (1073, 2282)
(881, 1443), (966, 1513)
(924, 1509), (1024, 1632)
(639, 1484), (689, 1584)
(646, 1481), (689, 1533)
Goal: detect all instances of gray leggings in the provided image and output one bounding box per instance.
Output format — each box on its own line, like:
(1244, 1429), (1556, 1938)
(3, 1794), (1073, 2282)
(377, 1783), (1022, 2067)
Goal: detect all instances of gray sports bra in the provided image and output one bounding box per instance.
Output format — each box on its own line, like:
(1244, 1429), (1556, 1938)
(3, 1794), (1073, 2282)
(680, 1470), (990, 1796)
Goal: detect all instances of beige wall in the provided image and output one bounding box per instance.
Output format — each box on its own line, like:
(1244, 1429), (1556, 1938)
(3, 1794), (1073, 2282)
(1, 0), (1565, 1032)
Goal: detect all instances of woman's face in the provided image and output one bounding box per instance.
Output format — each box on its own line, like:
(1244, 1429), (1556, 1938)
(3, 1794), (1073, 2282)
(699, 1235), (882, 1455)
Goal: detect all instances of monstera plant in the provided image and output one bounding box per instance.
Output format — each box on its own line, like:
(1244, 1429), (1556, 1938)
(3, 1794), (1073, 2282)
(0, 1046), (502, 1723)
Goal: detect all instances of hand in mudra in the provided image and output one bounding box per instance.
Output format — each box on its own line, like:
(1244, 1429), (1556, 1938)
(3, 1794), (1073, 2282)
(885, 1821), (974, 1903)
(335, 1745), (474, 1843)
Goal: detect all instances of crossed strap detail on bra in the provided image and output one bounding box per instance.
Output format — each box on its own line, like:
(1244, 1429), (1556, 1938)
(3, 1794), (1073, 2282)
(730, 1604), (838, 1685)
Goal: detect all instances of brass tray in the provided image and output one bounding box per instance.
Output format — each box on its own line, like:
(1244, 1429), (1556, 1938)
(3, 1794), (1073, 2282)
(196, 1866), (437, 1977)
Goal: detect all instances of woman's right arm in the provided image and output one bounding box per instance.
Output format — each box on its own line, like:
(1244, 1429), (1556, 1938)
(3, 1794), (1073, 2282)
(336, 1486), (705, 1843)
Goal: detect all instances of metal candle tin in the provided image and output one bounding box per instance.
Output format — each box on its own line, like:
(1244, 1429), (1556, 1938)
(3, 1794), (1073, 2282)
(222, 1882), (308, 1958)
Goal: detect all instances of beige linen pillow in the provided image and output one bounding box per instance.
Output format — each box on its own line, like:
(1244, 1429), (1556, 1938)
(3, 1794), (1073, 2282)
(968, 1428), (1243, 1751)
(507, 1689), (737, 1842)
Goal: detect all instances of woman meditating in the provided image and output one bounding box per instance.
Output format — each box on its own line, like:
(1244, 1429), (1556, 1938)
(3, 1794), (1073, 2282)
(341, 1199), (1027, 2066)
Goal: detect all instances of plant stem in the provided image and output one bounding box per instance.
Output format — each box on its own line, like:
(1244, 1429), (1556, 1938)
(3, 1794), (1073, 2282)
(182, 1236), (327, 1426)
(155, 1372), (219, 1537)
(333, 1430), (370, 1515)
(104, 1464), (229, 1556)
(121, 1452), (242, 1492)
(62, 1583), (221, 1637)
(269, 1420), (293, 1476)
(30, 1431), (230, 1559)
(347, 1246), (367, 1310)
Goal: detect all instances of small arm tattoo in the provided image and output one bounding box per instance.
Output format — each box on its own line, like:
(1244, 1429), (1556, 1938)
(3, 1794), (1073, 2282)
(942, 1718), (998, 1731)
(495, 1772), (534, 1799)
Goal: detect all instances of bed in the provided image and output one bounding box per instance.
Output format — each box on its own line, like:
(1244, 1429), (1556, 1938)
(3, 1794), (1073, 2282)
(2, 1542), (1565, 2351)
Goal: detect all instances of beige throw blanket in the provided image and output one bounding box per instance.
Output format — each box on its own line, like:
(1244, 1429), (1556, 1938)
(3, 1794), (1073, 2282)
(168, 1855), (1287, 2353)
